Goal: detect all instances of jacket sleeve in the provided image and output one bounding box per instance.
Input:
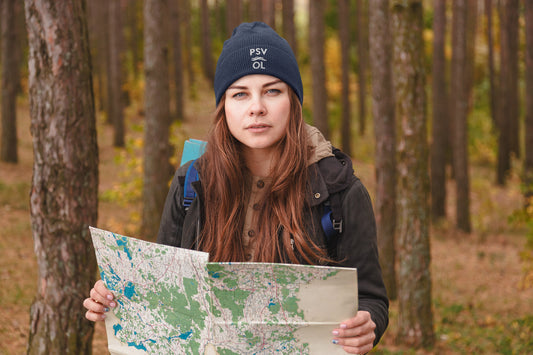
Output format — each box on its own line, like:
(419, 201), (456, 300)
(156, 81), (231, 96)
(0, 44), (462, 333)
(156, 164), (188, 247)
(337, 177), (389, 345)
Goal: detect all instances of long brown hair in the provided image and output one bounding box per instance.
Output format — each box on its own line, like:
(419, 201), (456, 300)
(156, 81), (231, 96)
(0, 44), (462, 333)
(198, 89), (328, 264)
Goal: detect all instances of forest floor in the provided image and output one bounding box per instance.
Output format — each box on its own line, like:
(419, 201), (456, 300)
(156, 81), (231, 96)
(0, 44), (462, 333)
(1, 95), (532, 354)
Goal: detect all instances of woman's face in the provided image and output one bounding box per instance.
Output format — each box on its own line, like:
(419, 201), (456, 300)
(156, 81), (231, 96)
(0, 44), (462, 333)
(224, 74), (291, 158)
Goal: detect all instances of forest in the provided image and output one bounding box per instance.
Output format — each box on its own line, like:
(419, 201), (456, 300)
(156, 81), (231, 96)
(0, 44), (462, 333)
(0, 0), (532, 354)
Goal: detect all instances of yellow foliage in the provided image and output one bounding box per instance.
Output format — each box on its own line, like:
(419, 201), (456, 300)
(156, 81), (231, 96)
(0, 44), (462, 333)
(324, 37), (342, 98)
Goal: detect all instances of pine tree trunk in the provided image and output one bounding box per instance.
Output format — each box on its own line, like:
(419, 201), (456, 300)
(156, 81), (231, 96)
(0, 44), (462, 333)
(392, 0), (434, 348)
(200, 0), (215, 84)
(369, 0), (397, 301)
(1, 0), (21, 163)
(451, 0), (471, 232)
(339, 0), (352, 156)
(25, 0), (99, 352)
(262, 0), (276, 28)
(226, 0), (242, 36)
(497, 0), (519, 184)
(183, 0), (195, 95)
(356, 0), (367, 136)
(525, 0), (533, 203)
(109, 0), (125, 147)
(431, 0), (448, 220)
(309, 0), (328, 138)
(486, 0), (497, 128)
(142, 0), (172, 239)
(170, 0), (185, 120)
(281, 0), (296, 57)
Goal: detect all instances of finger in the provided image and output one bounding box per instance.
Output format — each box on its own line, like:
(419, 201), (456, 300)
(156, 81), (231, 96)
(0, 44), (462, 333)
(85, 309), (107, 322)
(94, 280), (115, 301)
(340, 310), (371, 329)
(333, 320), (376, 339)
(90, 285), (116, 308)
(83, 296), (111, 314)
(333, 332), (375, 354)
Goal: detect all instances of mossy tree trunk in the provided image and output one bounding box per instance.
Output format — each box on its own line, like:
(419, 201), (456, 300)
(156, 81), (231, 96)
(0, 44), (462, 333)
(369, 0), (397, 301)
(391, 0), (434, 348)
(25, 0), (99, 353)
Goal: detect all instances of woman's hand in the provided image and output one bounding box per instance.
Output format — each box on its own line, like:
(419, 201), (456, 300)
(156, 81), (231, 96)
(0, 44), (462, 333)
(331, 311), (376, 354)
(83, 280), (116, 322)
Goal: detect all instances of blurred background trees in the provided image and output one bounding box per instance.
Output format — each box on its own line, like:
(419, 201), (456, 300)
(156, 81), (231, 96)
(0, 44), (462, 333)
(1, 0), (532, 352)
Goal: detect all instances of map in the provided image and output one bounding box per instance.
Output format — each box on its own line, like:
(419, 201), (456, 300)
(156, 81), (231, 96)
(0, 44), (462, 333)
(90, 227), (358, 354)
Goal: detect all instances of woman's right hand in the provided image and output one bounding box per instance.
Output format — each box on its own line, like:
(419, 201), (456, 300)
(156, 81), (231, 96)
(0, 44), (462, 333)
(83, 279), (116, 322)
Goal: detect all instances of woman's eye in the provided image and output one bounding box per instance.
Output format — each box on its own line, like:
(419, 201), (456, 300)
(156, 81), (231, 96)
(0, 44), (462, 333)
(232, 92), (246, 98)
(266, 89), (281, 95)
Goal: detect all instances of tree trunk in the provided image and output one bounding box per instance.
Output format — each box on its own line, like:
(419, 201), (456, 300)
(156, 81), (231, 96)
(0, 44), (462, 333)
(369, 0), (397, 301)
(249, 0), (262, 21)
(25, 0), (99, 353)
(183, 0), (195, 96)
(108, 0), (125, 147)
(126, 0), (143, 81)
(226, 0), (242, 36)
(486, 0), (497, 128)
(309, 0), (328, 138)
(465, 0), (477, 112)
(451, 0), (471, 232)
(356, 0), (368, 136)
(200, 0), (215, 84)
(431, 0), (448, 220)
(339, 0), (352, 155)
(86, 0), (107, 113)
(170, 0), (185, 120)
(525, 0), (533, 204)
(262, 0), (276, 28)
(142, 0), (172, 239)
(1, 0), (22, 163)
(281, 0), (296, 57)
(392, 0), (434, 348)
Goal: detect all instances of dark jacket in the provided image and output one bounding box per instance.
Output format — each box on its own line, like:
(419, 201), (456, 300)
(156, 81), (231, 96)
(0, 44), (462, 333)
(157, 148), (389, 345)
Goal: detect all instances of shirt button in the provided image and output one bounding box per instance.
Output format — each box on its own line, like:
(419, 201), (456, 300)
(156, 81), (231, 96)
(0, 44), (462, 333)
(257, 180), (265, 188)
(314, 192), (321, 199)
(253, 203), (261, 211)
(248, 229), (256, 237)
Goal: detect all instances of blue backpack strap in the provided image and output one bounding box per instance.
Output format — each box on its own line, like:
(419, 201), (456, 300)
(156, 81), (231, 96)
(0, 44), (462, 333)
(183, 159), (199, 210)
(321, 201), (343, 241)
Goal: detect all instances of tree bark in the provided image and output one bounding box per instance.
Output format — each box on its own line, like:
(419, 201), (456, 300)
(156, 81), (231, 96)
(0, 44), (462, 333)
(142, 0), (172, 239)
(108, 0), (125, 147)
(226, 0), (242, 36)
(356, 0), (368, 136)
(200, 0), (215, 84)
(309, 0), (328, 138)
(430, 0), (448, 220)
(281, 0), (296, 57)
(525, 0), (533, 203)
(262, 0), (276, 28)
(183, 0), (195, 95)
(1, 0), (22, 163)
(369, 0), (397, 301)
(392, 0), (434, 348)
(25, 0), (99, 353)
(485, 0), (497, 128)
(451, 0), (471, 232)
(170, 0), (185, 120)
(339, 0), (352, 155)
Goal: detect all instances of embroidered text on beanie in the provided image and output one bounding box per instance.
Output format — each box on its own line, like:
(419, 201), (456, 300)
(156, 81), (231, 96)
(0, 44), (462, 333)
(214, 22), (303, 106)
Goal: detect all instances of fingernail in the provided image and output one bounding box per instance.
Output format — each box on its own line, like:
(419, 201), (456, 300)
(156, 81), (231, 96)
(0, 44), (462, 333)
(340, 324), (347, 329)
(332, 330), (339, 336)
(109, 301), (116, 307)
(104, 307), (110, 312)
(332, 339), (339, 345)
(106, 294), (113, 300)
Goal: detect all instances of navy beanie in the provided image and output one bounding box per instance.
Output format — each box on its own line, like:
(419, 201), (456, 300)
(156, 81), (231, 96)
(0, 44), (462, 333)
(214, 22), (303, 106)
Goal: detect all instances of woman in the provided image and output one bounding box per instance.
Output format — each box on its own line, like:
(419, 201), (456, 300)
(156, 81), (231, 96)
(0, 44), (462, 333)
(84, 22), (388, 354)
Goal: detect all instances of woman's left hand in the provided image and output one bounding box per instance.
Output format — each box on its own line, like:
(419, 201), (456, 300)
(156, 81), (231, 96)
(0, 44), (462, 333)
(331, 310), (376, 354)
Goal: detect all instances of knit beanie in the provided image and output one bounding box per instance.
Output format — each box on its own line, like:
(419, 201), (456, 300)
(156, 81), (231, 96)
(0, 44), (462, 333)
(214, 22), (303, 106)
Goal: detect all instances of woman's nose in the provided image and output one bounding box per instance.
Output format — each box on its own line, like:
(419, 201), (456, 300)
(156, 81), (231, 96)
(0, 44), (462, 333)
(249, 96), (267, 116)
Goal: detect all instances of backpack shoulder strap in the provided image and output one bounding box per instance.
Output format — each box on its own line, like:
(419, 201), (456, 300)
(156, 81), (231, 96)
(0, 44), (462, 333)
(183, 159), (200, 210)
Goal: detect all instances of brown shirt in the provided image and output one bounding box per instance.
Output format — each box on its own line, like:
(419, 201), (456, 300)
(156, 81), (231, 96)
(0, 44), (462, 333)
(241, 124), (334, 261)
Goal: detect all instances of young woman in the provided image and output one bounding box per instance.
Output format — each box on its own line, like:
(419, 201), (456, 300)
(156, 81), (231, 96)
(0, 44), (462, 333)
(84, 22), (388, 354)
